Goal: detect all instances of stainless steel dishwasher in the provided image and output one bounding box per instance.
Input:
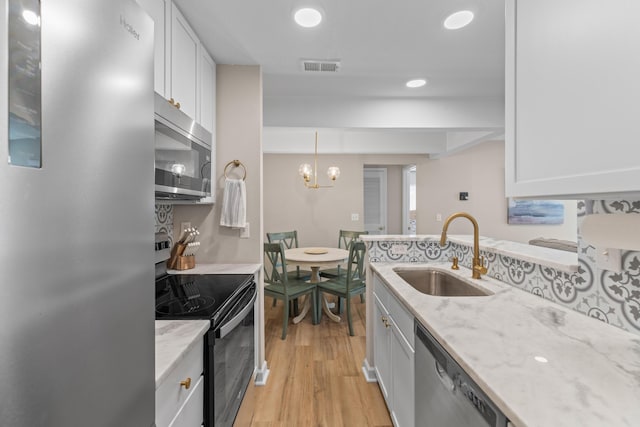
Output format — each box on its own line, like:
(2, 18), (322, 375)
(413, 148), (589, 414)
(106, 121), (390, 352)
(415, 321), (509, 427)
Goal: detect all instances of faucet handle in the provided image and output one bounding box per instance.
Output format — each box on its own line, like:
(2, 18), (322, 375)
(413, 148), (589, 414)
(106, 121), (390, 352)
(451, 256), (460, 270)
(475, 255), (488, 275)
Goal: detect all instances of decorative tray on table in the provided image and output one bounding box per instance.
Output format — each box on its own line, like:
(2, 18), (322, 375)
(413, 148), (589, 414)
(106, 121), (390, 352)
(304, 248), (328, 255)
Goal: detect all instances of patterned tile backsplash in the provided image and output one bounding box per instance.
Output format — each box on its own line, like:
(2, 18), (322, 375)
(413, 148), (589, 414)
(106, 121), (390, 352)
(155, 204), (174, 246)
(367, 199), (640, 336)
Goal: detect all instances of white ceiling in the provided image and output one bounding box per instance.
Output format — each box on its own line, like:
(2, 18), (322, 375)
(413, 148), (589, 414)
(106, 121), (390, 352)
(173, 0), (506, 155)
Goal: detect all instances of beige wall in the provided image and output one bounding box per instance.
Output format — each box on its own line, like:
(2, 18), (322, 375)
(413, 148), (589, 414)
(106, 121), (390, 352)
(264, 141), (576, 247)
(263, 154), (418, 247)
(416, 140), (578, 243)
(174, 65), (263, 263)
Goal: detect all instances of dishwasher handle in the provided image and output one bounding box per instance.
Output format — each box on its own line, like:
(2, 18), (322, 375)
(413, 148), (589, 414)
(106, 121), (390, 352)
(416, 322), (449, 373)
(435, 360), (457, 392)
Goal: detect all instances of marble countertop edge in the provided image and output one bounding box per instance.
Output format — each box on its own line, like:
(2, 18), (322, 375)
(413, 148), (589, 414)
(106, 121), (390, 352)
(167, 263), (261, 275)
(155, 320), (210, 388)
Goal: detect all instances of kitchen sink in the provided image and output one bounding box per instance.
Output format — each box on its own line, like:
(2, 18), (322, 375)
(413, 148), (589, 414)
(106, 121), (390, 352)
(393, 268), (492, 297)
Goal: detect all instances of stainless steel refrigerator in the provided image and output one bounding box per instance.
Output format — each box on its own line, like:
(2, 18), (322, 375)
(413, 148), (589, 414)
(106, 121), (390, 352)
(1, 0), (155, 425)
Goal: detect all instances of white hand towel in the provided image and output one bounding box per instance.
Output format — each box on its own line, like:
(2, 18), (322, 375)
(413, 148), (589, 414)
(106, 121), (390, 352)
(220, 178), (247, 228)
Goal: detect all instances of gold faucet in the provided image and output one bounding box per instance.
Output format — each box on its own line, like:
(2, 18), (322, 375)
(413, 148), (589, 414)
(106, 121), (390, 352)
(439, 212), (488, 279)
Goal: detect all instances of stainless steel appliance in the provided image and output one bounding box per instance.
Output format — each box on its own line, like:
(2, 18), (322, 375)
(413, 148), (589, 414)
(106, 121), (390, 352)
(155, 236), (256, 427)
(415, 321), (509, 427)
(154, 92), (212, 200)
(1, 0), (155, 425)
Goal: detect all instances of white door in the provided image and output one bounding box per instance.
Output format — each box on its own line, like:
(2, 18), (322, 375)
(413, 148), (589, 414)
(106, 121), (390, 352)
(364, 168), (387, 235)
(402, 165), (416, 235)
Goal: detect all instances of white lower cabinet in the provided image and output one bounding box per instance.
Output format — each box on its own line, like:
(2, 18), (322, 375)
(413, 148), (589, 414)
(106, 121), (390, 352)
(169, 375), (204, 427)
(373, 294), (392, 402)
(156, 339), (204, 427)
(373, 274), (415, 427)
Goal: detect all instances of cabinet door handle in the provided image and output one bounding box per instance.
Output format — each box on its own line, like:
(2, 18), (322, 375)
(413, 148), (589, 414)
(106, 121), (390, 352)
(168, 98), (175, 106)
(381, 316), (390, 328)
(175, 101), (181, 109)
(180, 377), (191, 389)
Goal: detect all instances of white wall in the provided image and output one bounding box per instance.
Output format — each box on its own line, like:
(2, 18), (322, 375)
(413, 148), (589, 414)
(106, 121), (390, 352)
(264, 96), (504, 129)
(416, 140), (578, 243)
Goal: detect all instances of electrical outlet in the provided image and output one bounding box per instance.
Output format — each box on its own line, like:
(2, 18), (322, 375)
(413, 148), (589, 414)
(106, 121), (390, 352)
(351, 213), (359, 221)
(390, 244), (408, 255)
(436, 213), (442, 222)
(181, 222), (191, 232)
(240, 222), (250, 239)
(596, 247), (621, 272)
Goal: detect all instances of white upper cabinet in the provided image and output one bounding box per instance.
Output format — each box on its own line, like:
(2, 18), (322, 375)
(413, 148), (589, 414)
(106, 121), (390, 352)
(198, 47), (216, 134)
(136, 0), (168, 96)
(169, 3), (198, 120)
(505, 0), (640, 199)
(137, 0), (215, 130)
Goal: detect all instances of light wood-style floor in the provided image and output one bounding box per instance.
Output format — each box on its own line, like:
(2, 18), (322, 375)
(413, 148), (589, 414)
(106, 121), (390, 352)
(234, 295), (392, 427)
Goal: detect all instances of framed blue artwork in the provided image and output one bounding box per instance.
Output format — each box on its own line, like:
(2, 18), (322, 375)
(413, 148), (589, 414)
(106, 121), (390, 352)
(507, 199), (564, 225)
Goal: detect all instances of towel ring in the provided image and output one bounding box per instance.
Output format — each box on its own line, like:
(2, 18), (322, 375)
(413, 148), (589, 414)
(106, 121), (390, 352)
(223, 160), (247, 181)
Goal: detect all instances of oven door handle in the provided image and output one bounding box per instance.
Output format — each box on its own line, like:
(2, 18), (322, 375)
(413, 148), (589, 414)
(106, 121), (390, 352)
(218, 288), (257, 339)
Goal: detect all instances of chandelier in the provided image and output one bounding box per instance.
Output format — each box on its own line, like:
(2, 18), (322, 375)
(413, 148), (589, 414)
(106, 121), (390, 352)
(298, 131), (340, 189)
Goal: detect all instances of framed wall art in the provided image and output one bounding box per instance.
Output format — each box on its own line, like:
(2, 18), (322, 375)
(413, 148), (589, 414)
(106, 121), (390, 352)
(507, 199), (564, 225)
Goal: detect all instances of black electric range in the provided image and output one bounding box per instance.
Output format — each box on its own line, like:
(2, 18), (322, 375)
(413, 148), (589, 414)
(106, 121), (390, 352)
(155, 271), (257, 427)
(154, 231), (257, 427)
(155, 273), (254, 328)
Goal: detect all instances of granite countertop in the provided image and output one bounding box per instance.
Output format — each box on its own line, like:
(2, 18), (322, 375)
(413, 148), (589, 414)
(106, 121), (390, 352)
(155, 320), (209, 388)
(371, 262), (640, 427)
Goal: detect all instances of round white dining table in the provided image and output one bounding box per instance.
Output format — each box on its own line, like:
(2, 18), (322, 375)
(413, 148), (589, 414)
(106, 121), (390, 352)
(285, 247), (349, 323)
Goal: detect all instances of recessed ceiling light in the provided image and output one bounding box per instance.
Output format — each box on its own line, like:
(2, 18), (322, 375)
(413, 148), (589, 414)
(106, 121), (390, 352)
(444, 10), (474, 30)
(294, 8), (322, 28)
(406, 79), (427, 88)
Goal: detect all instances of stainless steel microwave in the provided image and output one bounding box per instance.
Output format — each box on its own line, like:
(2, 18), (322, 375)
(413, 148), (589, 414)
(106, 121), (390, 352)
(154, 92), (212, 201)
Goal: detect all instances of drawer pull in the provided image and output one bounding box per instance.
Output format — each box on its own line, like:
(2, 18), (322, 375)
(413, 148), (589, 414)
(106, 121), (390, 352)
(180, 377), (192, 389)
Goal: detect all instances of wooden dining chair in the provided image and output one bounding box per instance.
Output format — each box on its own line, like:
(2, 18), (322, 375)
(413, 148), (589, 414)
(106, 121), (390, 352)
(320, 229), (368, 279)
(316, 241), (366, 336)
(266, 230), (312, 280)
(263, 242), (318, 339)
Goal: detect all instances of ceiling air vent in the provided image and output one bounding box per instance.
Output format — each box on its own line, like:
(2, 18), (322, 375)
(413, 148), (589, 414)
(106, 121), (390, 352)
(301, 59), (341, 73)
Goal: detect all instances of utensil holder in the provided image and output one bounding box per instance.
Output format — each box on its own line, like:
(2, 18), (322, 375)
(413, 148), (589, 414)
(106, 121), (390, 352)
(174, 255), (195, 270)
(167, 243), (195, 270)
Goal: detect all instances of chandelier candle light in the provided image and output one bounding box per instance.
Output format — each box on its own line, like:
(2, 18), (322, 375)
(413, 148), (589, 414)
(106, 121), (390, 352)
(298, 131), (340, 188)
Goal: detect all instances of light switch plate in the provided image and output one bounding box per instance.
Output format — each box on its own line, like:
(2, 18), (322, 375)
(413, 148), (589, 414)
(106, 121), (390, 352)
(596, 247), (621, 273)
(240, 222), (250, 239)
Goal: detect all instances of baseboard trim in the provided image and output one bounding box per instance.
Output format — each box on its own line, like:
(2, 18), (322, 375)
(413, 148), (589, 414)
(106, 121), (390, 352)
(361, 358), (377, 383)
(254, 360), (270, 386)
